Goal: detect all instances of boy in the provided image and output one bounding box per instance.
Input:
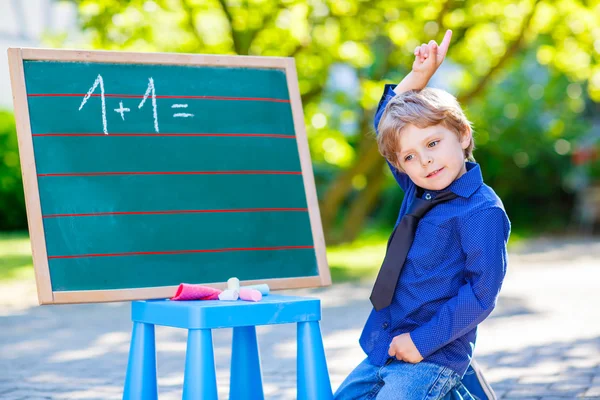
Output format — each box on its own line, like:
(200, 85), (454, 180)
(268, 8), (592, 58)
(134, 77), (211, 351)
(334, 30), (510, 399)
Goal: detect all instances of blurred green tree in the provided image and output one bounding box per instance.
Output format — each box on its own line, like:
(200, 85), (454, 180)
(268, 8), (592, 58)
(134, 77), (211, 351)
(0, 111), (26, 230)
(53, 0), (599, 242)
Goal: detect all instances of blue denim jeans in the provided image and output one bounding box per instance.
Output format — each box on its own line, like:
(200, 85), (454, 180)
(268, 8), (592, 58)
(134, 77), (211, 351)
(334, 357), (461, 400)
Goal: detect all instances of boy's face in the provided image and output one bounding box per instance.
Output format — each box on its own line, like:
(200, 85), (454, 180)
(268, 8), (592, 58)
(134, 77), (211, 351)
(395, 123), (471, 191)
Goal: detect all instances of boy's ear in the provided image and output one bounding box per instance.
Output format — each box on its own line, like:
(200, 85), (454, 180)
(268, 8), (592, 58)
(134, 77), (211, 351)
(460, 127), (472, 149)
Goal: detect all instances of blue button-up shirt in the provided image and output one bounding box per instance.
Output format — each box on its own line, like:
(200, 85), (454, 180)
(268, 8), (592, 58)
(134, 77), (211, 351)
(359, 84), (511, 377)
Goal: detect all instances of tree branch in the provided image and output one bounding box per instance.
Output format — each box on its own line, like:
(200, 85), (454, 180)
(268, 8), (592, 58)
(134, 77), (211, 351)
(216, 0), (243, 54)
(435, 0), (453, 32)
(300, 85), (324, 105)
(339, 162), (387, 244)
(245, 1), (286, 54)
(320, 107), (385, 237)
(180, 0), (205, 51)
(457, 0), (541, 103)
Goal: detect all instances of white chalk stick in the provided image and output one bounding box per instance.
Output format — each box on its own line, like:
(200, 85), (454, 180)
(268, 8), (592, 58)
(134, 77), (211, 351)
(227, 277), (240, 291)
(218, 289), (239, 301)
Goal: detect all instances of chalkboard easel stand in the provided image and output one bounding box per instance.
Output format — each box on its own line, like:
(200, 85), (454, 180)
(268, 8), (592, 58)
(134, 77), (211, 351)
(7, 47), (334, 398)
(123, 294), (333, 399)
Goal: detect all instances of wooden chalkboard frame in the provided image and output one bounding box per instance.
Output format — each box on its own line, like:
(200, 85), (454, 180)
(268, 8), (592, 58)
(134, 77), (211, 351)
(7, 48), (330, 305)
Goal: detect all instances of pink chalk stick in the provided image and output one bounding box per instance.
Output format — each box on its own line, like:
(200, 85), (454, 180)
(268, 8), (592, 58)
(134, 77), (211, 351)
(239, 288), (262, 302)
(171, 283), (222, 301)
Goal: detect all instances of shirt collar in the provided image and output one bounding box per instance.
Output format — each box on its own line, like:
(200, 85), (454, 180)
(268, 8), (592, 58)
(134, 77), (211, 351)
(418, 161), (483, 199)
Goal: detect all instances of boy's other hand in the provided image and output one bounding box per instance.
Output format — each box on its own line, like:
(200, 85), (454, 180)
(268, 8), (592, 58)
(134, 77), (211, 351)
(388, 333), (424, 364)
(412, 29), (452, 81)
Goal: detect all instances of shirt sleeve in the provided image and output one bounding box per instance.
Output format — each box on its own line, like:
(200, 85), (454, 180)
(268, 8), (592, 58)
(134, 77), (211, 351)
(409, 207), (511, 358)
(374, 84), (412, 191)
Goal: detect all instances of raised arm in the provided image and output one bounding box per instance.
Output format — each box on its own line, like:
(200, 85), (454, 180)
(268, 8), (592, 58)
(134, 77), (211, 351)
(398, 29), (453, 94)
(374, 29), (453, 190)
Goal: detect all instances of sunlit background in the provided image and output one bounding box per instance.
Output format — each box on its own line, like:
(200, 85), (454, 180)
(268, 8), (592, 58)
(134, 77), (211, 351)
(1, 1), (600, 398)
(2, 0), (600, 245)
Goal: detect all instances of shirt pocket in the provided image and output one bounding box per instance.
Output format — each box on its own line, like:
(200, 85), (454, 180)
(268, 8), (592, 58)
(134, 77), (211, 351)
(406, 220), (452, 275)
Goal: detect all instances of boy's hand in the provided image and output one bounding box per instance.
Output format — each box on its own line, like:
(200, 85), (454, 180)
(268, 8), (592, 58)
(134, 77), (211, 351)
(388, 333), (424, 364)
(412, 29), (453, 81)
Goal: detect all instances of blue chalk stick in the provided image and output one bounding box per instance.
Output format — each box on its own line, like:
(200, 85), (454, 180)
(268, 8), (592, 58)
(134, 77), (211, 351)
(241, 284), (270, 296)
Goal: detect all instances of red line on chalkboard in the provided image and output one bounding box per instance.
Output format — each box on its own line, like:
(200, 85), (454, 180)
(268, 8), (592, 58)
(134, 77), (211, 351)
(32, 133), (296, 139)
(47, 245), (314, 259)
(43, 207), (309, 218)
(37, 170), (302, 177)
(27, 93), (291, 103)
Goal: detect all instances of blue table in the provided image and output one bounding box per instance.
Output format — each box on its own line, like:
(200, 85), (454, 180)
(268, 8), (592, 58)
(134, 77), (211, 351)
(123, 294), (333, 399)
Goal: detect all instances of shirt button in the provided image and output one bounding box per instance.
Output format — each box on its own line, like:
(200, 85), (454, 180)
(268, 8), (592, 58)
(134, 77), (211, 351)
(382, 322), (389, 330)
(425, 193), (432, 200)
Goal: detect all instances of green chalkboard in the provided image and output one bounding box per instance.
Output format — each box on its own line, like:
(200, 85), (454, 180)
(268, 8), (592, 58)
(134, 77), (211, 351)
(8, 48), (329, 304)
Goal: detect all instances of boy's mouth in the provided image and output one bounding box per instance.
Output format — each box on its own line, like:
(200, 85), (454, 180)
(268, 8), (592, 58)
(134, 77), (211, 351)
(426, 167), (444, 178)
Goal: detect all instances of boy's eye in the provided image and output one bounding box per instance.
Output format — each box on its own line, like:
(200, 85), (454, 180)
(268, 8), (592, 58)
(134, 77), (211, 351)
(403, 141), (439, 162)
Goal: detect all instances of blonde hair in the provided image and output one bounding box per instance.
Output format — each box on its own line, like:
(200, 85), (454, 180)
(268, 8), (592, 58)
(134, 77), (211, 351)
(376, 87), (475, 172)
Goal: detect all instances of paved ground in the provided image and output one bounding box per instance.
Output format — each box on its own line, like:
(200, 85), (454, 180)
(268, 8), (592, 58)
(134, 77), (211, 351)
(1, 236), (600, 399)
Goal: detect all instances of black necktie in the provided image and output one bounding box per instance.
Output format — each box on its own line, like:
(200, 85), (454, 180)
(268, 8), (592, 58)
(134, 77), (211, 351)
(369, 189), (458, 311)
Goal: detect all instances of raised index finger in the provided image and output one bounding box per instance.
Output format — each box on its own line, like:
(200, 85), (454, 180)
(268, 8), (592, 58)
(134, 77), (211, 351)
(438, 29), (453, 58)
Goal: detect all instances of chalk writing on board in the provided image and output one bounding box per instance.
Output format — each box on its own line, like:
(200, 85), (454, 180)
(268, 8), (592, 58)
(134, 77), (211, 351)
(78, 76), (200, 133)
(138, 77), (159, 133)
(79, 74), (108, 135)
(172, 103), (194, 118)
(114, 101), (130, 120)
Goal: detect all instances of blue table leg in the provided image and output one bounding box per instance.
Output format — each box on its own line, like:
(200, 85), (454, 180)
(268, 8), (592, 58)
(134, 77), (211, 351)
(123, 321), (158, 400)
(183, 329), (218, 400)
(230, 326), (264, 400)
(297, 321), (333, 400)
